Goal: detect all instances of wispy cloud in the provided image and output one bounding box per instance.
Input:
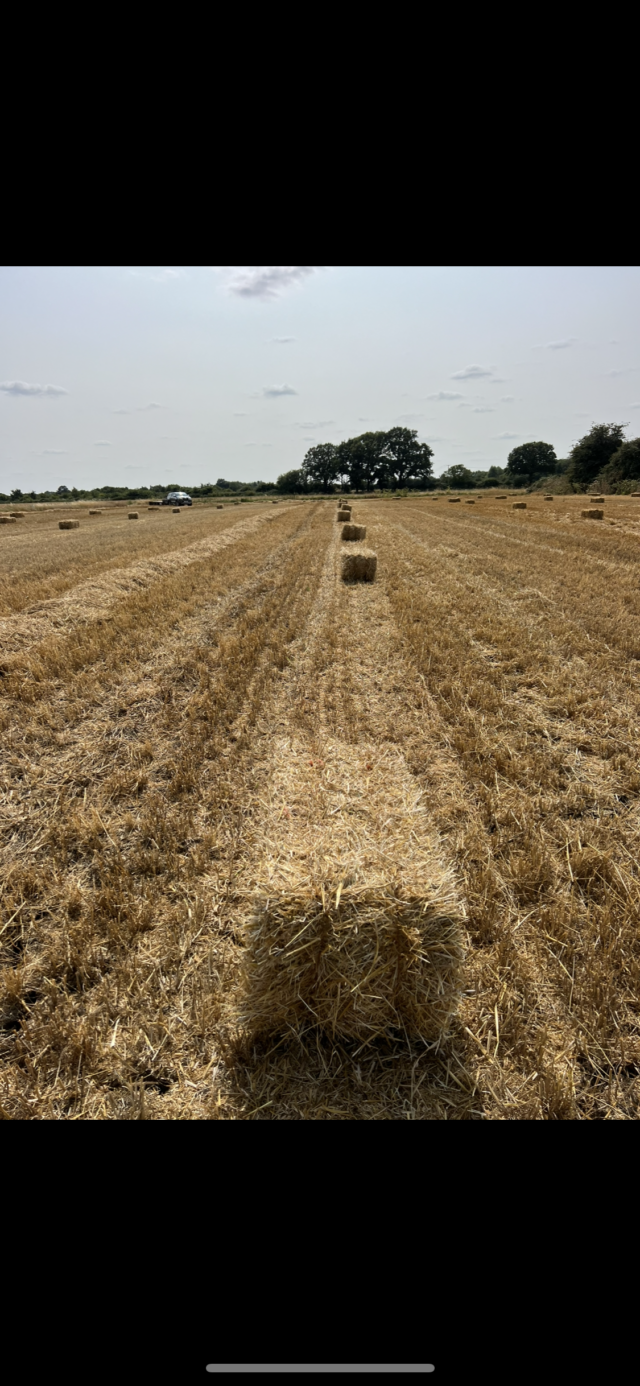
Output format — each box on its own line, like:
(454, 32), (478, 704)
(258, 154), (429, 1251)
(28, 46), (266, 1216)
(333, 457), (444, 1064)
(262, 384), (297, 397)
(547, 338), (576, 349)
(93, 440), (112, 447)
(222, 267), (321, 301)
(500, 395), (515, 402)
(270, 336), (296, 343)
(427, 390), (464, 400)
(1, 380), (68, 396)
(472, 407), (494, 413)
(628, 402), (640, 409)
(495, 431), (519, 439)
(451, 365), (493, 380)
(606, 367), (639, 377)
(136, 402), (162, 411)
(296, 419), (335, 429)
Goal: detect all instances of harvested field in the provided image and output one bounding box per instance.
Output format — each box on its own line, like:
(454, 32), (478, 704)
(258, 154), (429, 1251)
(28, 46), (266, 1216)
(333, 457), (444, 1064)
(2, 490), (640, 1120)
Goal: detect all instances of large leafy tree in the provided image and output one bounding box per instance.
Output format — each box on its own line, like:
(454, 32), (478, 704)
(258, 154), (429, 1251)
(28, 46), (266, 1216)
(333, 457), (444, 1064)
(506, 441), (557, 485)
(567, 423), (627, 488)
(276, 469), (307, 493)
(336, 431), (387, 491)
(301, 443), (340, 492)
(378, 427), (434, 488)
(600, 437), (640, 486)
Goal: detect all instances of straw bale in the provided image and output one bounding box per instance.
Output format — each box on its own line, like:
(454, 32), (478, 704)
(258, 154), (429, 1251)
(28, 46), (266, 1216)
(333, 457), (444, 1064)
(590, 496), (605, 503)
(336, 509), (351, 522)
(341, 548), (377, 582)
(464, 500), (475, 504)
(0, 516), (17, 525)
(582, 508), (603, 520)
(543, 495), (554, 500)
(513, 502), (526, 509)
(447, 497), (461, 503)
(341, 523), (366, 541)
(632, 492), (640, 497)
(58, 520), (79, 530)
(217, 504), (223, 508)
(172, 508), (180, 513)
(128, 512), (139, 519)
(9, 511), (25, 518)
(89, 509), (102, 514)
(233, 737), (466, 1045)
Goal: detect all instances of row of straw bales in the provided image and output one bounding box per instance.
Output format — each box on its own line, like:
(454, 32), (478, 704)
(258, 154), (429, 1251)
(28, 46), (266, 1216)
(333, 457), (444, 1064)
(336, 502), (377, 581)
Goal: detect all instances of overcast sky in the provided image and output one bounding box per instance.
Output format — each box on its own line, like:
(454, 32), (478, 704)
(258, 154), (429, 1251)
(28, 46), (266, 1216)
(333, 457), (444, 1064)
(2, 265), (640, 492)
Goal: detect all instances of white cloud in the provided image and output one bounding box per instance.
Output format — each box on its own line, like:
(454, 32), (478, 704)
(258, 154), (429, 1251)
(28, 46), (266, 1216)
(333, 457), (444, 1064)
(472, 407), (494, 413)
(495, 431), (519, 439)
(94, 440), (112, 447)
(263, 384), (297, 397)
(42, 448), (68, 454)
(1, 380), (68, 396)
(451, 365), (493, 379)
(270, 336), (296, 343)
(500, 396), (515, 402)
(222, 267), (320, 301)
(427, 390), (464, 400)
(547, 338), (576, 349)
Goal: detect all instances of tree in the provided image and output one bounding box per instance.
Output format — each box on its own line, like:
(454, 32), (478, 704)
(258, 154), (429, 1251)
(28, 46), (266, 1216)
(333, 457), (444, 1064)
(378, 427), (434, 488)
(57, 485), (70, 495)
(600, 437), (640, 487)
(10, 488), (23, 500)
(301, 443), (340, 492)
(506, 441), (557, 486)
(567, 423), (627, 488)
(335, 432), (387, 491)
(438, 464), (476, 489)
(276, 469), (306, 493)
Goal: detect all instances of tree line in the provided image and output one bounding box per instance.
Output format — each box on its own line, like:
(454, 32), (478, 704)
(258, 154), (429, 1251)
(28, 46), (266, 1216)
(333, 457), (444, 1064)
(275, 423), (640, 494)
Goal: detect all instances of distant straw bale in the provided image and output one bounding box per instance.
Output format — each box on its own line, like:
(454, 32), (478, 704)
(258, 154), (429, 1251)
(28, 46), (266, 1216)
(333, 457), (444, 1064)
(89, 509), (102, 515)
(59, 521), (79, 530)
(447, 497), (460, 503)
(217, 504), (223, 508)
(232, 737), (466, 1045)
(9, 511), (25, 518)
(464, 500), (475, 504)
(513, 502), (526, 509)
(590, 496), (605, 503)
(632, 492), (640, 498)
(337, 509), (351, 522)
(128, 512), (139, 520)
(543, 495), (554, 500)
(341, 548), (377, 582)
(341, 523), (366, 541)
(0, 516), (17, 525)
(172, 508), (180, 514)
(582, 509), (604, 520)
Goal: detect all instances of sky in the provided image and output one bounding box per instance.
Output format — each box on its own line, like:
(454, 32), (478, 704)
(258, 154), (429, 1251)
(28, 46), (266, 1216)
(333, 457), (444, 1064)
(2, 265), (640, 492)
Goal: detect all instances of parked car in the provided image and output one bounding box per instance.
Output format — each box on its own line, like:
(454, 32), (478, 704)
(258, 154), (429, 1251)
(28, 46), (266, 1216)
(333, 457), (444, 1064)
(162, 491), (192, 507)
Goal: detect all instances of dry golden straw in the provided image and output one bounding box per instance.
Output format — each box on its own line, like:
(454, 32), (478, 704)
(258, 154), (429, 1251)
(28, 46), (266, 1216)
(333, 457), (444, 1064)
(232, 737), (466, 1045)
(590, 496), (605, 503)
(9, 512), (25, 518)
(582, 508), (604, 520)
(217, 504), (223, 509)
(58, 520), (79, 530)
(337, 509), (351, 522)
(128, 513), (139, 520)
(89, 509), (102, 515)
(0, 516), (18, 525)
(544, 495), (554, 500)
(341, 523), (366, 541)
(447, 498), (461, 503)
(341, 548), (377, 582)
(172, 508), (181, 514)
(513, 502), (526, 509)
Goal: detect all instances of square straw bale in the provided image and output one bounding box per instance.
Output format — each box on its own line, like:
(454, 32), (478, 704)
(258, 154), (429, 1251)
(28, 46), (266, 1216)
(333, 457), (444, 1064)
(543, 495), (554, 500)
(172, 508), (181, 513)
(582, 509), (603, 520)
(89, 509), (102, 514)
(447, 497), (461, 503)
(217, 504), (223, 508)
(512, 502), (526, 509)
(337, 509), (352, 522)
(341, 547), (377, 582)
(58, 520), (79, 529)
(9, 511), (25, 517)
(341, 523), (367, 541)
(0, 516), (17, 525)
(232, 738), (466, 1045)
(590, 496), (605, 503)
(128, 512), (139, 519)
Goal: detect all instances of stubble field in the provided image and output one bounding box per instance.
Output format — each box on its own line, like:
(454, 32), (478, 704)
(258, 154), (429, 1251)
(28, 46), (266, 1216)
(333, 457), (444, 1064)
(2, 492), (640, 1119)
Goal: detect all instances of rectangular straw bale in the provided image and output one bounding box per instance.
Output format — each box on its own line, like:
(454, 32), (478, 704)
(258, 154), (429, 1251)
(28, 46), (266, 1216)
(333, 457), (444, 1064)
(128, 512), (139, 519)
(59, 520), (79, 530)
(89, 509), (102, 514)
(337, 508), (351, 522)
(341, 523), (366, 541)
(590, 496), (605, 503)
(447, 497), (461, 503)
(172, 508), (181, 513)
(464, 499), (475, 504)
(0, 516), (17, 525)
(9, 511), (25, 517)
(232, 737), (466, 1044)
(632, 492), (640, 497)
(341, 547), (377, 582)
(543, 495), (554, 500)
(513, 502), (526, 509)
(582, 508), (603, 520)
